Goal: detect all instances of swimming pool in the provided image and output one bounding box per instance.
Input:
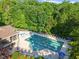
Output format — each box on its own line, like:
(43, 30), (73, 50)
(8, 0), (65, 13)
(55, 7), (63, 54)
(28, 34), (64, 52)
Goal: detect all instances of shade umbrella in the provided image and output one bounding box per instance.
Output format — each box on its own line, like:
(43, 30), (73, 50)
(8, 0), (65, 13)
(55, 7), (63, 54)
(32, 51), (39, 58)
(16, 47), (20, 51)
(23, 50), (28, 55)
(59, 51), (65, 59)
(66, 37), (74, 41)
(20, 49), (24, 54)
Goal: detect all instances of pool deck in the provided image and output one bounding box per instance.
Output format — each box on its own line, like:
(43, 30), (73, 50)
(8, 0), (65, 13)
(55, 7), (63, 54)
(16, 30), (70, 59)
(17, 31), (32, 51)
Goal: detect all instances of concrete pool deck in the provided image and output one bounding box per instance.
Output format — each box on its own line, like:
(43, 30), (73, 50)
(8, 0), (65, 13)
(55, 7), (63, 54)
(17, 31), (32, 51)
(16, 30), (70, 59)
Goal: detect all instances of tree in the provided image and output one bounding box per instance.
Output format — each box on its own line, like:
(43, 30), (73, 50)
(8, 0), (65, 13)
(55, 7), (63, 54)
(0, 0), (79, 58)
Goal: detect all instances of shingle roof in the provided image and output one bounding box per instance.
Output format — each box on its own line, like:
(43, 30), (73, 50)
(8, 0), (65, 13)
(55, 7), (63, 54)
(0, 25), (16, 39)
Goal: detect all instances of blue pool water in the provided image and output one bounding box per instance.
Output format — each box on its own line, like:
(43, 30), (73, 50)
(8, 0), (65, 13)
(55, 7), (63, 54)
(29, 34), (64, 52)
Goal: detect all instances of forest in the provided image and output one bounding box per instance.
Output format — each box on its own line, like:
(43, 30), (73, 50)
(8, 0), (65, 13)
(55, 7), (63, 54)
(0, 0), (79, 59)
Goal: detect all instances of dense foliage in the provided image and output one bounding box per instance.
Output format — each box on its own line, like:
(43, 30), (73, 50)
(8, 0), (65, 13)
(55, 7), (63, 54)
(0, 0), (79, 59)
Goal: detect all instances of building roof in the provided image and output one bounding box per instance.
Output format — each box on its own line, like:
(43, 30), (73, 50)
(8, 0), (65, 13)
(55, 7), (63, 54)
(0, 25), (16, 39)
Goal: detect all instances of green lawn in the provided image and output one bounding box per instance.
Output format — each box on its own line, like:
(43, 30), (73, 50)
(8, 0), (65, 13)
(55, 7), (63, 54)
(12, 51), (35, 59)
(12, 51), (19, 59)
(76, 56), (79, 59)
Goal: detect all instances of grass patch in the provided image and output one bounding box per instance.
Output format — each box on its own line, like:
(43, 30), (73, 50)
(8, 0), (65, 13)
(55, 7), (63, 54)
(12, 51), (35, 59)
(76, 56), (79, 59)
(12, 51), (20, 59)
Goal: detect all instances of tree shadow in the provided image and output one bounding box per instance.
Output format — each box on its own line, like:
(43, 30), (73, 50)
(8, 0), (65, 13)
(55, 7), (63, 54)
(0, 22), (6, 26)
(50, 18), (79, 38)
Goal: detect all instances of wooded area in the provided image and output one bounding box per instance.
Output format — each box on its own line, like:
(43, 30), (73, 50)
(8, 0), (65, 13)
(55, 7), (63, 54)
(0, 0), (79, 59)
